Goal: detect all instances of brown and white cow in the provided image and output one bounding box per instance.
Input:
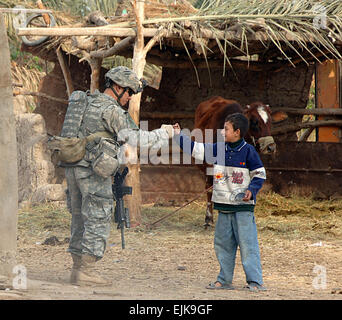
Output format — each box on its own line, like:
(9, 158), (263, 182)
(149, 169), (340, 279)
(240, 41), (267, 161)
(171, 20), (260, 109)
(194, 96), (287, 227)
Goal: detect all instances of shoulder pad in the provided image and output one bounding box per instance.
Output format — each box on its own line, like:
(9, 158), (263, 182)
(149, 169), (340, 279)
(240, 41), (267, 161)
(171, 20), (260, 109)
(69, 91), (87, 102)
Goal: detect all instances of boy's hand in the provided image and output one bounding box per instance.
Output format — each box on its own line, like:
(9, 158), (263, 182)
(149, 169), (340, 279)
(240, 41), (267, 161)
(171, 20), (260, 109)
(173, 123), (181, 135)
(243, 190), (252, 201)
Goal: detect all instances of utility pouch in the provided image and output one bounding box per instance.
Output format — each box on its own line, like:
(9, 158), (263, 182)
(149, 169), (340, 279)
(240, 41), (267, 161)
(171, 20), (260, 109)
(48, 136), (87, 163)
(48, 131), (113, 164)
(91, 138), (120, 178)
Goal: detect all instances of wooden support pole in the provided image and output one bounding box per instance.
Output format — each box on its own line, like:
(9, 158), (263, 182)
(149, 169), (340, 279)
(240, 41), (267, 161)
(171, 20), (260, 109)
(125, 0), (146, 227)
(125, 1), (170, 227)
(89, 57), (102, 93)
(56, 47), (74, 97)
(0, 13), (18, 283)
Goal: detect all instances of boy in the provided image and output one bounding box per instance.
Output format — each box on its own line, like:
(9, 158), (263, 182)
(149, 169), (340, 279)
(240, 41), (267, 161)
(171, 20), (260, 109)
(173, 113), (266, 291)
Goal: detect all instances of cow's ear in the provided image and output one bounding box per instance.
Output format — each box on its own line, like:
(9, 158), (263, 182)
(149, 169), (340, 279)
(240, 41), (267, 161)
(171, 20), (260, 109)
(271, 111), (288, 123)
(243, 105), (251, 114)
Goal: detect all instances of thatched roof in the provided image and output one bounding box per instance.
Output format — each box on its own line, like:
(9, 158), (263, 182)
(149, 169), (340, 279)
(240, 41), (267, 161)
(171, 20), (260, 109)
(19, 0), (342, 73)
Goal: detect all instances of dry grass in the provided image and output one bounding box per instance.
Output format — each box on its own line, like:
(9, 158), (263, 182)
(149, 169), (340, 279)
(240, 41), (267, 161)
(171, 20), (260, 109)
(11, 63), (47, 112)
(256, 191), (342, 243)
(17, 191), (342, 245)
(18, 202), (70, 242)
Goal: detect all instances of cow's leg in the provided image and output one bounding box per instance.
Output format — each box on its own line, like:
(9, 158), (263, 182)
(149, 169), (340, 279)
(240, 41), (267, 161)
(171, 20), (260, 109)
(204, 175), (214, 228)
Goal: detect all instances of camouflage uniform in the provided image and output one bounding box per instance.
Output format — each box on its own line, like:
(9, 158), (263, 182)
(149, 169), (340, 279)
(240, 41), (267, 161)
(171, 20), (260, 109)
(62, 68), (169, 260)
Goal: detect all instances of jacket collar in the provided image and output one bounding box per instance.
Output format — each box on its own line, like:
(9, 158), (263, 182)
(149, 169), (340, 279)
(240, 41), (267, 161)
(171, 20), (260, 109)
(226, 138), (246, 152)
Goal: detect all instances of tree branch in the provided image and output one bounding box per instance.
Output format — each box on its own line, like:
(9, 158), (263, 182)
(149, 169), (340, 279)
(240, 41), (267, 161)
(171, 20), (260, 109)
(90, 36), (135, 59)
(143, 27), (167, 56)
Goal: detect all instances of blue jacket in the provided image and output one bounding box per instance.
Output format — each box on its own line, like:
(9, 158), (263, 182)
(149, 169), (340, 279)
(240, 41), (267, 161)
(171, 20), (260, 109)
(174, 133), (266, 206)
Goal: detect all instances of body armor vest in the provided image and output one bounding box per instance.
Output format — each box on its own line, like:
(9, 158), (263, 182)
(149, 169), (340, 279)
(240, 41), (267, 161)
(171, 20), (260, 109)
(60, 90), (118, 167)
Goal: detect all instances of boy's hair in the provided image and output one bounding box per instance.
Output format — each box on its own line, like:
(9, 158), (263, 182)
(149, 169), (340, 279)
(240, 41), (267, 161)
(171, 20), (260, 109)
(225, 113), (249, 138)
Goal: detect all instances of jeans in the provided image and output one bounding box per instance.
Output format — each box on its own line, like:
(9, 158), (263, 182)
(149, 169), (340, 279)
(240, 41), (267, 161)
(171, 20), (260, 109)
(214, 211), (263, 285)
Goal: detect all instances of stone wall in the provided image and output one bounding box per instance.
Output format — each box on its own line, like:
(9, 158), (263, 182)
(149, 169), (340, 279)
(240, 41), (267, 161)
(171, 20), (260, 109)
(13, 69), (66, 206)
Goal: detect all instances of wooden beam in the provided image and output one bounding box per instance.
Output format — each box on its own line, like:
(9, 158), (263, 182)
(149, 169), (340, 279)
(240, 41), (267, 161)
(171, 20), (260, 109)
(0, 8), (51, 13)
(140, 111), (194, 119)
(271, 107), (342, 116)
(271, 120), (342, 135)
(17, 27), (158, 37)
(146, 55), (269, 70)
(17, 25), (321, 43)
(298, 127), (315, 141)
(56, 47), (74, 97)
(13, 89), (68, 104)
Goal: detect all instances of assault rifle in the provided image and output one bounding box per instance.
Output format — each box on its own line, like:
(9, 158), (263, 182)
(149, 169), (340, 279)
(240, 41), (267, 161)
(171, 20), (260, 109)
(112, 167), (132, 249)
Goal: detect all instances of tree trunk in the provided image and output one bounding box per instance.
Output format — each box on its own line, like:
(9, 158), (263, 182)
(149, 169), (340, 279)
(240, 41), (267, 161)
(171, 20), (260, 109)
(0, 13), (18, 281)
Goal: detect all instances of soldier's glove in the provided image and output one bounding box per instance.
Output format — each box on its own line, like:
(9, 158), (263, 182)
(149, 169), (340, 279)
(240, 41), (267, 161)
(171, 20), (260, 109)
(160, 124), (174, 139)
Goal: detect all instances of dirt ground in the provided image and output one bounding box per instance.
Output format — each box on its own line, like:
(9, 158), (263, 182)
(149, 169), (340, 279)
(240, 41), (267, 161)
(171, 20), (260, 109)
(1, 192), (342, 301)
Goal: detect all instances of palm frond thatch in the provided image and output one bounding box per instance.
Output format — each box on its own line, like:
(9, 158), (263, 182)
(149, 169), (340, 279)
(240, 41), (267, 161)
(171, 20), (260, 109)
(117, 0), (340, 69)
(9, 0), (342, 76)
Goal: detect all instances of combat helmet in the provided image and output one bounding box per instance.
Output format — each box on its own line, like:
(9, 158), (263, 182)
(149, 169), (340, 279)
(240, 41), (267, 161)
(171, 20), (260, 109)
(105, 66), (146, 94)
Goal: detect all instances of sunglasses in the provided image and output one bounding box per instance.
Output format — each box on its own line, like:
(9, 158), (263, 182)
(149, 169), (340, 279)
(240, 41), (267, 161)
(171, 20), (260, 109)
(125, 88), (135, 96)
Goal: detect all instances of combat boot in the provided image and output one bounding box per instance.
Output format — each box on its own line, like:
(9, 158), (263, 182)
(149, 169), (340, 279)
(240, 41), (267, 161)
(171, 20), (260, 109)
(70, 253), (82, 284)
(75, 254), (111, 286)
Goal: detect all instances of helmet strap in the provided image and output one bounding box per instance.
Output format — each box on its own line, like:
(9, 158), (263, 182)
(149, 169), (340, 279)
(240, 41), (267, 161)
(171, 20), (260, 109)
(110, 85), (126, 107)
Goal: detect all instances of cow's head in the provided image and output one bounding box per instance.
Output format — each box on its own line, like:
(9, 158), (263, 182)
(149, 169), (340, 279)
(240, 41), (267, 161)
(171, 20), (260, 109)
(243, 102), (287, 154)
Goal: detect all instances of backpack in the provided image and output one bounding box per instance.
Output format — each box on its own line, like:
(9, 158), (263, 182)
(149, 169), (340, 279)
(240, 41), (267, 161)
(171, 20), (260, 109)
(48, 90), (112, 164)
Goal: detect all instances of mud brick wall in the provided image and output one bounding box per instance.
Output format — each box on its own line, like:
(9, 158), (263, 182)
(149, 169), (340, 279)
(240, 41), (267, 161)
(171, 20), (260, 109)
(140, 64), (314, 137)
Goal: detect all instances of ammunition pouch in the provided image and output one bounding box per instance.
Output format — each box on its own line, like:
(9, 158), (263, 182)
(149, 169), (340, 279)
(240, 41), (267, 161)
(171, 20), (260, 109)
(90, 138), (120, 179)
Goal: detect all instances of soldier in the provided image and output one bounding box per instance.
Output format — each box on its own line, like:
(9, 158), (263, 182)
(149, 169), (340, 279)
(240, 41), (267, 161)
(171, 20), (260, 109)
(61, 66), (174, 286)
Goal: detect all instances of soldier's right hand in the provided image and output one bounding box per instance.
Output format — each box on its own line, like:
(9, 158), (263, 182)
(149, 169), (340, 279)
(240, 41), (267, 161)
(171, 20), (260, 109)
(160, 124), (174, 139)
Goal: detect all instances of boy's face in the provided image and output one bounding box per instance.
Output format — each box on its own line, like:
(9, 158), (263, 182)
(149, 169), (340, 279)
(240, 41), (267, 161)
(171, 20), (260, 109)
(221, 121), (241, 143)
